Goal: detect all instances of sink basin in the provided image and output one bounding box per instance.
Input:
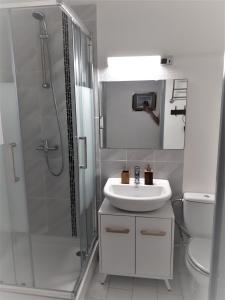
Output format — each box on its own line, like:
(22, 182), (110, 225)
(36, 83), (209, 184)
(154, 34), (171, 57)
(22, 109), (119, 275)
(104, 178), (172, 212)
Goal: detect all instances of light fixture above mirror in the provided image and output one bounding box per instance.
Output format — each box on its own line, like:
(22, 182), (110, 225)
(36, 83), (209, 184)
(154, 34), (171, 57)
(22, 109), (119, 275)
(106, 55), (173, 81)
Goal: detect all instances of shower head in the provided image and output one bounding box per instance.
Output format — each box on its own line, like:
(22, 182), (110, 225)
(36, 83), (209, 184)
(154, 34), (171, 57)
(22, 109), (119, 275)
(32, 11), (48, 38)
(32, 11), (45, 21)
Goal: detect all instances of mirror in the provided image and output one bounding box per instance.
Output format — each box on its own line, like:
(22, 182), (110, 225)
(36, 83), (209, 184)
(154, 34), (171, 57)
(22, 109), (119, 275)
(100, 79), (188, 149)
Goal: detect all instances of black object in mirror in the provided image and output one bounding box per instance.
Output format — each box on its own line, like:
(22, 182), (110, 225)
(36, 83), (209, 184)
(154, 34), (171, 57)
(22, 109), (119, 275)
(132, 92), (157, 111)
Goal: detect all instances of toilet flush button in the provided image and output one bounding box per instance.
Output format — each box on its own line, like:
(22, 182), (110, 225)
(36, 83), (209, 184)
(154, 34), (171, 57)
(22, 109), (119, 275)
(204, 194), (210, 198)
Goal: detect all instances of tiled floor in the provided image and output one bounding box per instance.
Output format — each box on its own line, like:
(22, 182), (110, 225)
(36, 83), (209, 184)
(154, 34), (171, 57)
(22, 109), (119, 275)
(85, 245), (207, 300)
(85, 270), (183, 300)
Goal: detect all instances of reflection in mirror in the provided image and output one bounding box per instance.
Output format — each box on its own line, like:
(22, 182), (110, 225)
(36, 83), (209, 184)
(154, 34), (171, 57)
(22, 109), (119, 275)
(100, 79), (187, 149)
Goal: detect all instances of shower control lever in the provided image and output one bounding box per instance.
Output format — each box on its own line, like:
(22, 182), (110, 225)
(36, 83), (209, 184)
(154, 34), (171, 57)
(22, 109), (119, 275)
(36, 139), (58, 153)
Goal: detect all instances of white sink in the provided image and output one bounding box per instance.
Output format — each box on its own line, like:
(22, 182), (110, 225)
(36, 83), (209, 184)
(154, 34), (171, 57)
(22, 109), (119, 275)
(104, 178), (172, 212)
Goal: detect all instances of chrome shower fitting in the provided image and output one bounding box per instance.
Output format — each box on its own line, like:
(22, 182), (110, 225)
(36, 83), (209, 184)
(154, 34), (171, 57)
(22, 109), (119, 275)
(33, 11), (64, 176)
(36, 139), (58, 153)
(32, 11), (50, 89)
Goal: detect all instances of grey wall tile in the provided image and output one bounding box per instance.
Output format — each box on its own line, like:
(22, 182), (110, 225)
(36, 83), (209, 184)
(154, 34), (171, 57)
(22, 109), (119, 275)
(101, 160), (127, 179)
(45, 158), (70, 199)
(47, 197), (72, 237)
(13, 7), (72, 237)
(24, 158), (46, 198)
(100, 149), (126, 161)
(126, 149), (154, 162)
(28, 197), (48, 234)
(126, 161), (152, 178)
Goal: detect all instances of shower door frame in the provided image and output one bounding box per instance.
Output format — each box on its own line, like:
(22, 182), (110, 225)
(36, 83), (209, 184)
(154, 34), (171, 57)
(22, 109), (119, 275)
(0, 1), (98, 299)
(71, 24), (98, 295)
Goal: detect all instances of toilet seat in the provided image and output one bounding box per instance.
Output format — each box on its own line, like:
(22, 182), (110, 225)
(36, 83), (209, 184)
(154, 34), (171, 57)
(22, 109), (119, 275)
(187, 238), (212, 276)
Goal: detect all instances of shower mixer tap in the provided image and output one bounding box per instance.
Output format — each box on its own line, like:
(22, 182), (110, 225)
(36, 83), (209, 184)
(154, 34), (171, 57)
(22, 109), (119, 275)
(36, 139), (58, 153)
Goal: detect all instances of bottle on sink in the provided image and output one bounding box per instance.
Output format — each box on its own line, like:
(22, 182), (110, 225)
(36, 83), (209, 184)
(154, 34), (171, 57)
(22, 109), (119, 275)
(144, 165), (153, 185)
(121, 168), (130, 184)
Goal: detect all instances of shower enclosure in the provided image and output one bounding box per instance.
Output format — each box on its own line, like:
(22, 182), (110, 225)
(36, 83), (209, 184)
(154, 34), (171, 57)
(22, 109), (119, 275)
(0, 1), (97, 298)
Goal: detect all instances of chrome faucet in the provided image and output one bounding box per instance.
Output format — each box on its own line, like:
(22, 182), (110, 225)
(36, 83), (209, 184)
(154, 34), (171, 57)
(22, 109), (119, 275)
(36, 139), (58, 153)
(134, 166), (140, 185)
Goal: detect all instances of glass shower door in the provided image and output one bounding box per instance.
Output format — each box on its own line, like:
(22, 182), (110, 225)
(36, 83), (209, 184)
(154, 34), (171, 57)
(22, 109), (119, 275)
(0, 9), (33, 287)
(0, 10), (17, 286)
(73, 24), (97, 264)
(76, 86), (96, 258)
(0, 116), (16, 286)
(0, 83), (34, 288)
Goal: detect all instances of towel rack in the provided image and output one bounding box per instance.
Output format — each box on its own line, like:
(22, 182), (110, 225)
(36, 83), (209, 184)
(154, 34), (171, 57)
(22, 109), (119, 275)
(170, 79), (188, 103)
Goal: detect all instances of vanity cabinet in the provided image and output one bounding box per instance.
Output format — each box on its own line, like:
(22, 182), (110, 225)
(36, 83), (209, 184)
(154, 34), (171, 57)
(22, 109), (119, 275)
(100, 214), (135, 275)
(98, 199), (174, 283)
(135, 217), (172, 278)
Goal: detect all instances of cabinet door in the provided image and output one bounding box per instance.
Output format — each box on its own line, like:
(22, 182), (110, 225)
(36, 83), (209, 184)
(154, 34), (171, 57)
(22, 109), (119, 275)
(136, 217), (172, 278)
(100, 214), (135, 275)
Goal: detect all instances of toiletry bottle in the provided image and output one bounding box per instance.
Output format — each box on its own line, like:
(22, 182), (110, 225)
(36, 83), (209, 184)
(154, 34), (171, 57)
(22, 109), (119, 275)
(121, 169), (130, 184)
(144, 165), (153, 185)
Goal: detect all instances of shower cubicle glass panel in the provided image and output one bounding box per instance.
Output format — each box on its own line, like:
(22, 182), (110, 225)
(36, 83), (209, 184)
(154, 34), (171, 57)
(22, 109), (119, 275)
(10, 6), (79, 291)
(0, 4), (97, 295)
(72, 24), (97, 264)
(0, 9), (33, 287)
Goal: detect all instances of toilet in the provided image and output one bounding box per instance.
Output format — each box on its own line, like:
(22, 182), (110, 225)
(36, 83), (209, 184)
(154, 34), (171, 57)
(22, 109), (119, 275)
(183, 192), (215, 299)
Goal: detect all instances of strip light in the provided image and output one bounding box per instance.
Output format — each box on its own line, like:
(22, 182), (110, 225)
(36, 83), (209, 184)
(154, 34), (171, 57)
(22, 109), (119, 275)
(107, 56), (161, 80)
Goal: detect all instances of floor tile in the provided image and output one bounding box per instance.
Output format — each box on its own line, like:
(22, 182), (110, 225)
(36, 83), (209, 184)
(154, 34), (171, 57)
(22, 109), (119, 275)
(92, 267), (110, 285)
(132, 277), (157, 299)
(133, 277), (157, 289)
(157, 294), (183, 300)
(132, 283), (157, 300)
(157, 276), (182, 296)
(85, 245), (195, 300)
(109, 275), (133, 290)
(106, 288), (132, 300)
(86, 281), (109, 300)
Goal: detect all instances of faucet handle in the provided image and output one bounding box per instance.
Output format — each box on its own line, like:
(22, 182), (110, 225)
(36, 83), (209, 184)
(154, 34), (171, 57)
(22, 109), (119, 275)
(134, 165), (140, 173)
(134, 166), (140, 184)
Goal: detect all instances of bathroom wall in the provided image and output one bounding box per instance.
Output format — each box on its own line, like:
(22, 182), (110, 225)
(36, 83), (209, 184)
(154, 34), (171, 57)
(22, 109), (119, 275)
(0, 10), (13, 82)
(96, 0), (224, 194)
(72, 1), (224, 244)
(10, 6), (72, 237)
(163, 80), (186, 149)
(71, 2), (184, 244)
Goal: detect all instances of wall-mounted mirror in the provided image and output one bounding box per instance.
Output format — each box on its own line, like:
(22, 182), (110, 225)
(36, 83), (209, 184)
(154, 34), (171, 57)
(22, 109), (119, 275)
(100, 79), (188, 149)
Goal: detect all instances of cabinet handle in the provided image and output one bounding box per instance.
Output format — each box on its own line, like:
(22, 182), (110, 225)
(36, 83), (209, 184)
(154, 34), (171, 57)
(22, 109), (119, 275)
(140, 229), (166, 236)
(105, 227), (130, 234)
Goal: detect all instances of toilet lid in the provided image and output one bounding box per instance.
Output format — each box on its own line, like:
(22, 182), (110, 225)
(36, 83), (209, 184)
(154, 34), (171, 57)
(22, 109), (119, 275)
(187, 238), (212, 275)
